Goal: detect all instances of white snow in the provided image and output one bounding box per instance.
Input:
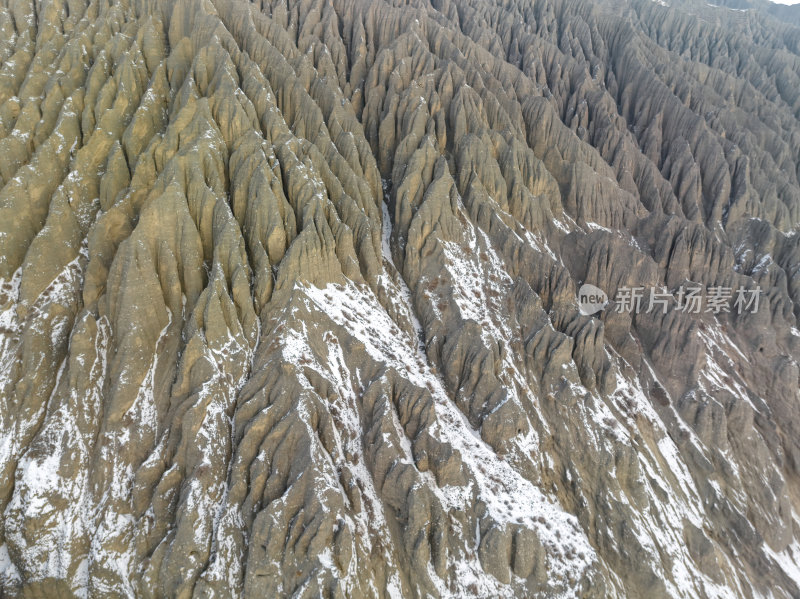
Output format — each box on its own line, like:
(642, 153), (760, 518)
(297, 280), (600, 595)
(0, 544), (20, 583)
(763, 539), (800, 588)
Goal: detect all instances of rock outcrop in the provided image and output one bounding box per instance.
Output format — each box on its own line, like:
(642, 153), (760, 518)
(1, 0), (800, 597)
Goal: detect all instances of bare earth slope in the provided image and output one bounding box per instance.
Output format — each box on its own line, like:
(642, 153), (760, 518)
(1, 0), (800, 597)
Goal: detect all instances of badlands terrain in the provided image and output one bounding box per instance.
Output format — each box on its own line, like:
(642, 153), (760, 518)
(2, 0), (800, 596)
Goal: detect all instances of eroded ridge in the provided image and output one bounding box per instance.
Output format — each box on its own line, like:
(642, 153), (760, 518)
(1, 0), (800, 597)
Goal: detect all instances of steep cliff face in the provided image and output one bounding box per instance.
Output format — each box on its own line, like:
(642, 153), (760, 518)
(1, 0), (800, 597)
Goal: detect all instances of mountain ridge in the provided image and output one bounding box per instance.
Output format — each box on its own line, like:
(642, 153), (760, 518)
(1, 0), (800, 596)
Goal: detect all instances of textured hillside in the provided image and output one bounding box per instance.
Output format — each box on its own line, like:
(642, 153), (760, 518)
(1, 0), (800, 596)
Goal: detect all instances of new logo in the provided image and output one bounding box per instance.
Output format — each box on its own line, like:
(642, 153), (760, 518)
(577, 283), (608, 316)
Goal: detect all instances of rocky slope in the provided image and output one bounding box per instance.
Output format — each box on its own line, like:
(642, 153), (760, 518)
(1, 0), (800, 596)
